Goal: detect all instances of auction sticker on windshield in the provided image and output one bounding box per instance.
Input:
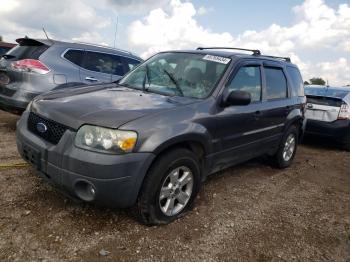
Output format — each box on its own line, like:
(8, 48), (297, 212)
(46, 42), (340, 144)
(203, 55), (231, 64)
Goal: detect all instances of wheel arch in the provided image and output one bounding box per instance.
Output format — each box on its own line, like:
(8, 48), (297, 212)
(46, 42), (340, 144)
(285, 108), (305, 141)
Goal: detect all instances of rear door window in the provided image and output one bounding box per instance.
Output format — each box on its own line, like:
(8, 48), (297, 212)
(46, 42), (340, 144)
(82, 51), (125, 76)
(228, 66), (262, 102)
(63, 49), (83, 66)
(286, 66), (304, 97)
(264, 67), (288, 100)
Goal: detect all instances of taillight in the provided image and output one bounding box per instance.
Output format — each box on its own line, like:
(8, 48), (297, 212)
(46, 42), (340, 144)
(11, 59), (50, 74)
(338, 102), (350, 120)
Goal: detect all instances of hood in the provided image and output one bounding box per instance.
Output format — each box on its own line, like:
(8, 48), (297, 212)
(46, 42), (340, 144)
(31, 84), (197, 130)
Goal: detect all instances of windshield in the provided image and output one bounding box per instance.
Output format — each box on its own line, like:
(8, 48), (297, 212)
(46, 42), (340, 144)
(119, 52), (230, 98)
(305, 87), (350, 99)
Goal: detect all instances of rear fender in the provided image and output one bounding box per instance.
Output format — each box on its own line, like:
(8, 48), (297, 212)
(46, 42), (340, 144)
(285, 108), (305, 140)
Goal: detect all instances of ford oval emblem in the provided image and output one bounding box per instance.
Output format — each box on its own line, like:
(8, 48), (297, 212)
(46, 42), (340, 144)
(36, 122), (47, 133)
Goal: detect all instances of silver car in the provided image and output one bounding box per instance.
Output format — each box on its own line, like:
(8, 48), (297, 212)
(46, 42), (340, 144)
(305, 85), (350, 150)
(0, 37), (142, 114)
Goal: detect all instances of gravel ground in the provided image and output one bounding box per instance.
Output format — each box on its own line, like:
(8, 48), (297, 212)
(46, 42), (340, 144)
(0, 110), (349, 261)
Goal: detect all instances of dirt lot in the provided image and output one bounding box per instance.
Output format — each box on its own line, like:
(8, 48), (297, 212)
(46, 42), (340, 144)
(0, 110), (349, 262)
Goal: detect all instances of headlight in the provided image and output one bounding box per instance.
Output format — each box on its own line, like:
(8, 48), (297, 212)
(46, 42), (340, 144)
(75, 125), (137, 154)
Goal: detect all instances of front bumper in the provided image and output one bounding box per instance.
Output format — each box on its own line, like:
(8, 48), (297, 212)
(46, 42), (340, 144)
(305, 119), (350, 142)
(16, 111), (155, 208)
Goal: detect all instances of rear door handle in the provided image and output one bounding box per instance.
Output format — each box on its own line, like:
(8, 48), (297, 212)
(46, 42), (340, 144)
(85, 76), (99, 82)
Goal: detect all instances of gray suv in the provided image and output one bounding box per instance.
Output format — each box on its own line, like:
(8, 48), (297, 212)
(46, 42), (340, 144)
(0, 37), (142, 114)
(16, 47), (306, 225)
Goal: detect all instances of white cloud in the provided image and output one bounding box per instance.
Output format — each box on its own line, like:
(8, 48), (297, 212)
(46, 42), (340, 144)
(0, 0), (110, 45)
(72, 32), (109, 46)
(0, 0), (349, 86)
(197, 6), (214, 16)
(104, 0), (169, 14)
(128, 0), (234, 57)
(127, 0), (350, 86)
(311, 58), (350, 86)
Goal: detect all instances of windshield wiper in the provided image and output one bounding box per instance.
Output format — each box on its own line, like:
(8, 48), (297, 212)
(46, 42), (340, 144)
(163, 69), (184, 96)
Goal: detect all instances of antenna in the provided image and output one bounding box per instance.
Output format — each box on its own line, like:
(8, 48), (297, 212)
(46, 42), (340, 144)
(113, 16), (118, 48)
(42, 27), (50, 40)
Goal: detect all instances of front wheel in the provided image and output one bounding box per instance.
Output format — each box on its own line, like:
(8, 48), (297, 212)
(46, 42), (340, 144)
(272, 125), (299, 169)
(135, 148), (201, 225)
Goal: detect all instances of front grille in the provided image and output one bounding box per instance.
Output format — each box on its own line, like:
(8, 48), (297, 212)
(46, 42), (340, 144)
(27, 112), (69, 144)
(0, 86), (16, 97)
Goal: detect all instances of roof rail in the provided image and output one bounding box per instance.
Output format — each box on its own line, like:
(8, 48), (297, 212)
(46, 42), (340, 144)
(197, 47), (261, 55)
(261, 55), (291, 62)
(196, 47), (292, 62)
(75, 41), (133, 55)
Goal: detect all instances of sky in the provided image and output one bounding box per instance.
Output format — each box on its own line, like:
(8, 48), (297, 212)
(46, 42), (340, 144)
(0, 0), (349, 86)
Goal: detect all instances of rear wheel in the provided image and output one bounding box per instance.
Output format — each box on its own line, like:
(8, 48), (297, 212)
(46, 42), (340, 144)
(135, 148), (201, 225)
(342, 135), (350, 151)
(272, 125), (299, 169)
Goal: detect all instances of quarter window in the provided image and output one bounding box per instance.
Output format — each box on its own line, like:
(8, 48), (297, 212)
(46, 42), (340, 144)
(63, 49), (83, 66)
(82, 51), (125, 76)
(286, 66), (304, 97)
(228, 66), (262, 102)
(265, 67), (288, 100)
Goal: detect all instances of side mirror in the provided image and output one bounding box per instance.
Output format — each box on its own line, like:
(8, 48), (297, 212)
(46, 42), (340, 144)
(224, 90), (251, 106)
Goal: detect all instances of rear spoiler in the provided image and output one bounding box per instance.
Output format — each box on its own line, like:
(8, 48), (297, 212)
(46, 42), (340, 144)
(16, 37), (53, 46)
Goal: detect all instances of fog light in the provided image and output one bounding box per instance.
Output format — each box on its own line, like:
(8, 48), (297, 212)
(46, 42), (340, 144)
(74, 181), (96, 202)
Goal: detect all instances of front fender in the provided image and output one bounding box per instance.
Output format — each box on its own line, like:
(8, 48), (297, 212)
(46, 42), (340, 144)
(137, 122), (212, 155)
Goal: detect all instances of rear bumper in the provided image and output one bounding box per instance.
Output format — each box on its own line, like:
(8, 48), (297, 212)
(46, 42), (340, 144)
(16, 111), (156, 208)
(0, 87), (39, 113)
(305, 119), (350, 141)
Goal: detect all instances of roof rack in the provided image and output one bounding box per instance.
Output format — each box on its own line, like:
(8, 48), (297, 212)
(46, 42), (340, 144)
(261, 55), (291, 62)
(196, 47), (291, 62)
(197, 47), (261, 55)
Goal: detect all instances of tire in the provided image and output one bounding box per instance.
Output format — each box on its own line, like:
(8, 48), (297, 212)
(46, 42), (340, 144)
(135, 148), (201, 225)
(342, 136), (350, 151)
(271, 125), (299, 169)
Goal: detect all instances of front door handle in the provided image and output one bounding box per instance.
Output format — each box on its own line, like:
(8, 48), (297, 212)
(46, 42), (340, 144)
(85, 76), (98, 82)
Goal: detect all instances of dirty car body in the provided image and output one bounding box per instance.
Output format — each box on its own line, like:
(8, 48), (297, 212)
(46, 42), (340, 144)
(0, 37), (142, 114)
(16, 48), (306, 225)
(304, 85), (350, 149)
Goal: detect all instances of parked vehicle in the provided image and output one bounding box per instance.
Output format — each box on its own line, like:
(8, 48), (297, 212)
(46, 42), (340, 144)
(0, 37), (142, 114)
(305, 85), (350, 150)
(0, 41), (16, 56)
(16, 47), (306, 225)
